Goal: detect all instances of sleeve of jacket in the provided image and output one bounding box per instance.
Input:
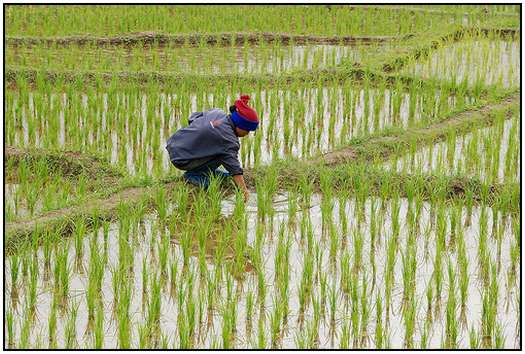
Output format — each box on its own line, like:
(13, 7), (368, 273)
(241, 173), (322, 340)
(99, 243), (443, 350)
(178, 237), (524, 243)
(220, 147), (243, 175)
(188, 111), (204, 125)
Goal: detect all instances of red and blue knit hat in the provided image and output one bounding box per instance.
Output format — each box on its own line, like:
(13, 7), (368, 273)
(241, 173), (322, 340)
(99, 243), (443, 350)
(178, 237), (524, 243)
(231, 95), (259, 131)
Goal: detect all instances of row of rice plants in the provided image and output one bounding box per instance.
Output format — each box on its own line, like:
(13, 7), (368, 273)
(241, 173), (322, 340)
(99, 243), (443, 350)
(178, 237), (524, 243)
(5, 5), (475, 37)
(386, 105), (520, 184)
(5, 77), (482, 177)
(403, 37), (519, 89)
(5, 157), (92, 221)
(6, 41), (392, 75)
(5, 168), (519, 348)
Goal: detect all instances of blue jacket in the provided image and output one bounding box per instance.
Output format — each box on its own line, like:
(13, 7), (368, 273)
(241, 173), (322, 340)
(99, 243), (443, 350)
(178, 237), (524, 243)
(166, 109), (243, 175)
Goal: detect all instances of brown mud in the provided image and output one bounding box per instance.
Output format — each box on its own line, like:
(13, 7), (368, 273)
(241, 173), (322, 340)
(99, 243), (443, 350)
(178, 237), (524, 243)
(5, 31), (408, 48)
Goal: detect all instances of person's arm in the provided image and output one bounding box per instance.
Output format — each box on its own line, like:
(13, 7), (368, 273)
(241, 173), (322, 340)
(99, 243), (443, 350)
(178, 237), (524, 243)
(221, 149), (249, 201)
(232, 174), (249, 201)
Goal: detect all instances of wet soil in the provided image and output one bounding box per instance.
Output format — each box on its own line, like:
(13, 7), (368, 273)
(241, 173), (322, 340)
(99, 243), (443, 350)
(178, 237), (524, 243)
(5, 31), (407, 48)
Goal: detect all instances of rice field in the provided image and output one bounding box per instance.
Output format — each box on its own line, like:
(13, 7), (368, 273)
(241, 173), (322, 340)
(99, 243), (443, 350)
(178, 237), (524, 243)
(4, 4), (521, 349)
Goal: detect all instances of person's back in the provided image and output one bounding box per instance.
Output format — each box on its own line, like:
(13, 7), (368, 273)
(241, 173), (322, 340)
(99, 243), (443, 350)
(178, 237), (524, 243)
(165, 95), (259, 200)
(166, 108), (243, 176)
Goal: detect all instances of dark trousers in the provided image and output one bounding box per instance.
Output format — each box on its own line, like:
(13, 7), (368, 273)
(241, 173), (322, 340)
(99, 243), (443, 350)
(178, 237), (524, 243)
(172, 156), (221, 174)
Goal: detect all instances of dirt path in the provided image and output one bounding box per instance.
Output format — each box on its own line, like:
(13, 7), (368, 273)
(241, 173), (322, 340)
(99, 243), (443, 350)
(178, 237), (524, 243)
(5, 93), (519, 251)
(6, 31), (406, 48)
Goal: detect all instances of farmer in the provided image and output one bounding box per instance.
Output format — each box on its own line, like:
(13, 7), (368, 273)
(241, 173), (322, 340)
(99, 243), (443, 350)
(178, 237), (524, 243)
(166, 95), (259, 201)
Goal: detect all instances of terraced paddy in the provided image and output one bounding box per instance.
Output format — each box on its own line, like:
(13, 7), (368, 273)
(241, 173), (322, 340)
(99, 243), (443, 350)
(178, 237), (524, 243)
(4, 4), (521, 349)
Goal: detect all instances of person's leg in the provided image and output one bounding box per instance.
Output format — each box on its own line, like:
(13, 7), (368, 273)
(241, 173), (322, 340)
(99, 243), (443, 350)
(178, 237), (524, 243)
(183, 157), (225, 188)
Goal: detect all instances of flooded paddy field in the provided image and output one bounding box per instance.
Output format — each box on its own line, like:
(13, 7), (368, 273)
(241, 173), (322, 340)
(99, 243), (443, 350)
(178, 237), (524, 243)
(4, 4), (520, 350)
(6, 43), (396, 75)
(404, 39), (520, 88)
(5, 186), (520, 348)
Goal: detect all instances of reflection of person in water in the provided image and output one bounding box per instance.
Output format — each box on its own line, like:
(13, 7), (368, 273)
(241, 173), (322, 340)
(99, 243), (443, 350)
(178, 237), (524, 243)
(166, 95), (259, 201)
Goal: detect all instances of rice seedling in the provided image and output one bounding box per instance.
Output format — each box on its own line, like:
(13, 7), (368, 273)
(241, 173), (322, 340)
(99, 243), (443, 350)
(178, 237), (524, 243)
(444, 261), (459, 348)
(64, 301), (79, 348)
(6, 308), (15, 348)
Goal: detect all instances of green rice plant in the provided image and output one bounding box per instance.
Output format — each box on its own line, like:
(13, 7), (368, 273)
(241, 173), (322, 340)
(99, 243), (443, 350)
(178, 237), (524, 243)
(352, 229), (364, 273)
(384, 232), (397, 323)
(349, 272), (359, 347)
(478, 207), (490, 285)
(359, 273), (370, 347)
(42, 232), (54, 278)
(401, 243), (416, 309)
(64, 301), (79, 348)
(256, 257), (266, 306)
(445, 261), (458, 348)
(403, 297), (416, 349)
(340, 250), (351, 296)
(495, 322), (505, 349)
(9, 254), (20, 304)
(328, 278), (337, 329)
(6, 308), (14, 348)
(246, 290), (254, 334)
(374, 293), (384, 348)
(94, 300), (104, 349)
(27, 256), (38, 317)
(178, 310), (191, 349)
(470, 326), (480, 349)
(169, 255), (178, 299)
(257, 311), (266, 349)
(117, 282), (132, 349)
(298, 247), (314, 316)
(47, 299), (58, 348)
(56, 243), (71, 307)
(147, 272), (162, 341)
(270, 298), (282, 348)
(311, 294), (321, 347)
(158, 231), (169, 277)
(340, 320), (350, 349)
(481, 262), (499, 348)
(19, 308), (31, 348)
(457, 225), (469, 323)
(433, 234), (443, 307)
(420, 320), (430, 349)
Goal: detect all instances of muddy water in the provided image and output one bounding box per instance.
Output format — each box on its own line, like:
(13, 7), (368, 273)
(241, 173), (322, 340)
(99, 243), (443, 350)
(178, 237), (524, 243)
(405, 40), (520, 88)
(5, 193), (519, 348)
(385, 114), (520, 184)
(6, 87), (468, 177)
(7, 44), (388, 75)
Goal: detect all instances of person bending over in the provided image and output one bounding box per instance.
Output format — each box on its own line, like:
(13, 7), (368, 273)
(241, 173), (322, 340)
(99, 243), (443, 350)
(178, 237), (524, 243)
(166, 94), (259, 200)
